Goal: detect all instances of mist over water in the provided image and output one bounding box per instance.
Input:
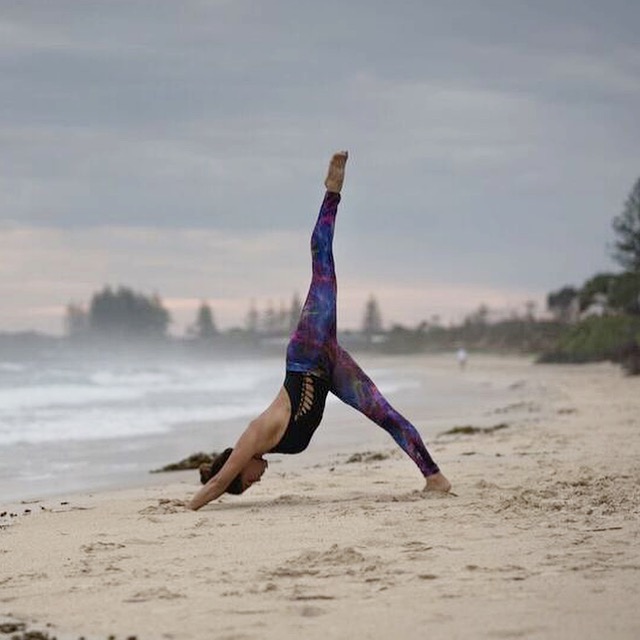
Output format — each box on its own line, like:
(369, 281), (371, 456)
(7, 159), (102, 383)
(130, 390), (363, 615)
(0, 357), (275, 446)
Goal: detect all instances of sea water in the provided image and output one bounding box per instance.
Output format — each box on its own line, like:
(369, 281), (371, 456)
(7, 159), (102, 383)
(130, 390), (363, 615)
(0, 358), (277, 447)
(0, 353), (426, 502)
(0, 355), (287, 502)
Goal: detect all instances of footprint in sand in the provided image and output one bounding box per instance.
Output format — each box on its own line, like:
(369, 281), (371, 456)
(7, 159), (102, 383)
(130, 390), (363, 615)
(266, 544), (385, 583)
(0, 572), (48, 588)
(287, 583), (336, 603)
(122, 537), (161, 546)
(465, 563), (533, 581)
(81, 541), (126, 553)
(138, 499), (188, 515)
(402, 541), (434, 553)
(402, 540), (434, 561)
(496, 471), (640, 520)
(123, 586), (185, 603)
(298, 605), (327, 617)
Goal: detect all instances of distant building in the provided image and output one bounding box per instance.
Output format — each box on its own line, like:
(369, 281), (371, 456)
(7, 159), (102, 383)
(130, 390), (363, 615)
(580, 293), (608, 319)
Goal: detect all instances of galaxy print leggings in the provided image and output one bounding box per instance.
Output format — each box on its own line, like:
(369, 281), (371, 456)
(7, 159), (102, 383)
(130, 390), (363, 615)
(286, 191), (440, 477)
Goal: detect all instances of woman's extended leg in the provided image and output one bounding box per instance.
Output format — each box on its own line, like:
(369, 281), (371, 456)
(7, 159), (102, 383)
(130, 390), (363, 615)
(330, 344), (448, 486)
(286, 153), (347, 378)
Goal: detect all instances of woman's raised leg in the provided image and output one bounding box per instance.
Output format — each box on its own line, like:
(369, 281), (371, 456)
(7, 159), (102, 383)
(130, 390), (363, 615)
(286, 152), (347, 378)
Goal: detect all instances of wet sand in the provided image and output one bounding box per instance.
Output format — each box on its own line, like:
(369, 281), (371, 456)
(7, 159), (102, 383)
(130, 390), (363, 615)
(1, 354), (639, 639)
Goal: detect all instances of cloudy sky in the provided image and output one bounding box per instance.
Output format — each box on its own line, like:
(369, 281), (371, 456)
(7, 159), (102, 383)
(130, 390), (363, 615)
(1, 0), (639, 335)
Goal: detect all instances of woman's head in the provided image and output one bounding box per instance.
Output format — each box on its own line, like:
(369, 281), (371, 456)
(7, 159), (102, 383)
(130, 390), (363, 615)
(199, 448), (268, 494)
(241, 454), (269, 490)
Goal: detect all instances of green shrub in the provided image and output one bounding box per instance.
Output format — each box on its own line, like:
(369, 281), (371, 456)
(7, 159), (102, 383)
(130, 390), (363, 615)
(538, 315), (640, 364)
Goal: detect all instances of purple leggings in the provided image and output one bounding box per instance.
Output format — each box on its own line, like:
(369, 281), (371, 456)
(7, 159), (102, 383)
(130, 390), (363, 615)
(286, 191), (440, 477)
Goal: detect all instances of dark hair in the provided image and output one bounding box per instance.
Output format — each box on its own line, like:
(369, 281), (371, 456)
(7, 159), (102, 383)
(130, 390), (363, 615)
(199, 448), (244, 494)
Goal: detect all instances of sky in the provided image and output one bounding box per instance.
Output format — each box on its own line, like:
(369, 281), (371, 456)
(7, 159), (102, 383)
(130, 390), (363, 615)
(1, 0), (639, 335)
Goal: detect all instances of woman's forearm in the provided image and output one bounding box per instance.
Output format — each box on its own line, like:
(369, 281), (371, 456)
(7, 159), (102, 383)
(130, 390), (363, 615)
(188, 478), (226, 510)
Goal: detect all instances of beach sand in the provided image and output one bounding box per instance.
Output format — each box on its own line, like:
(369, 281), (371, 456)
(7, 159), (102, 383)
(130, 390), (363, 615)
(1, 354), (639, 639)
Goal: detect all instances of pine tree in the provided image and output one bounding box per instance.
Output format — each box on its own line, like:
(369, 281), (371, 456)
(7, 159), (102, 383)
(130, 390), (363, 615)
(64, 302), (88, 337)
(362, 295), (383, 342)
(246, 300), (259, 335)
(612, 176), (640, 272)
(289, 292), (302, 332)
(193, 302), (217, 339)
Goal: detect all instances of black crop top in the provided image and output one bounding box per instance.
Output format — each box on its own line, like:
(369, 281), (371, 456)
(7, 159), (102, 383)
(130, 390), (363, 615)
(270, 371), (330, 454)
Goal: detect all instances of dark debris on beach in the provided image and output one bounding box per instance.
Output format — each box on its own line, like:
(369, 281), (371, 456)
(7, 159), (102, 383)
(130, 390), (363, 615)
(345, 451), (391, 463)
(150, 451), (218, 473)
(439, 423), (510, 436)
(1, 503), (91, 530)
(0, 620), (139, 640)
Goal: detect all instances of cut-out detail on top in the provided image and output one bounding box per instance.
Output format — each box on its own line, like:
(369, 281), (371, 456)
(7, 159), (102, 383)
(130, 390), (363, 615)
(294, 374), (315, 420)
(271, 372), (329, 454)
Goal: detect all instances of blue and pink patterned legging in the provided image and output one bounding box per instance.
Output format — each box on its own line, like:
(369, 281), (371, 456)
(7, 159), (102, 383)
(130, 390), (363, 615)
(286, 191), (440, 477)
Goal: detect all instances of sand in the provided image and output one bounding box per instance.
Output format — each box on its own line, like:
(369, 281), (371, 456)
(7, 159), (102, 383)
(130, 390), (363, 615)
(1, 354), (639, 639)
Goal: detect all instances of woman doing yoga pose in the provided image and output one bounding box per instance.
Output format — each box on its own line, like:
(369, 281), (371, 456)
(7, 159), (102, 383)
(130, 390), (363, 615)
(188, 152), (451, 510)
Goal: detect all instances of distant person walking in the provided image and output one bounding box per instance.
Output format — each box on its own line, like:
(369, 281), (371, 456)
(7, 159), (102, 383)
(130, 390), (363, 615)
(457, 347), (468, 370)
(189, 152), (451, 510)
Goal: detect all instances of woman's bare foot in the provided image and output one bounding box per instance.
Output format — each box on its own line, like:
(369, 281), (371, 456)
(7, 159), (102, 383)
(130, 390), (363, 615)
(324, 150), (348, 193)
(424, 472), (452, 493)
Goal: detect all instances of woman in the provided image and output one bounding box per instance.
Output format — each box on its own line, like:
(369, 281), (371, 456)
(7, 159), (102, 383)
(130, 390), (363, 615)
(188, 151), (451, 510)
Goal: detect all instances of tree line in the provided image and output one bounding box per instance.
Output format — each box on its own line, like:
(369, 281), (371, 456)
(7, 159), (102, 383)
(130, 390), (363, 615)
(65, 287), (385, 342)
(62, 176), (640, 372)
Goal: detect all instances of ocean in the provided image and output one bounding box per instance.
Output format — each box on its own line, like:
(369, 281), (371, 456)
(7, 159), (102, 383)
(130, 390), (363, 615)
(0, 351), (440, 503)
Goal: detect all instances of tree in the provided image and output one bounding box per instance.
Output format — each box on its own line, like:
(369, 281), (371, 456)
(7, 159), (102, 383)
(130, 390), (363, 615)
(277, 300), (288, 335)
(547, 286), (578, 322)
(64, 302), (88, 337)
(289, 292), (302, 332)
(465, 303), (490, 326)
(524, 300), (537, 321)
(578, 273), (615, 312)
(88, 286), (171, 338)
(575, 272), (640, 317)
(612, 176), (640, 271)
(608, 272), (640, 316)
(362, 295), (383, 341)
(191, 301), (217, 339)
(263, 300), (277, 335)
(246, 300), (259, 335)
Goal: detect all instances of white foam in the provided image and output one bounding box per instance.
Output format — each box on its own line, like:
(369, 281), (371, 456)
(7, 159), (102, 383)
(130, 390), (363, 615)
(0, 383), (143, 411)
(0, 358), (279, 446)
